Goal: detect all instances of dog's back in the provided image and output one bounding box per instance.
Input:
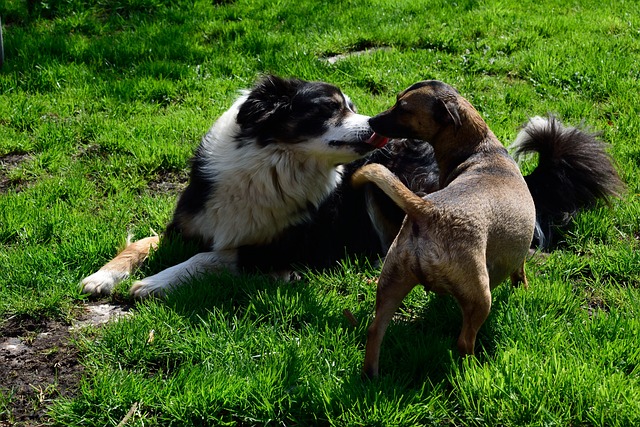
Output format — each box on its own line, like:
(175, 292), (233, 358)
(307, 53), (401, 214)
(425, 143), (535, 287)
(355, 138), (535, 290)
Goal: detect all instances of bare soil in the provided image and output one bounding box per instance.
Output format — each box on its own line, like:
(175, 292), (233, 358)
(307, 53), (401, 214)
(147, 169), (189, 194)
(0, 303), (130, 426)
(0, 153), (32, 194)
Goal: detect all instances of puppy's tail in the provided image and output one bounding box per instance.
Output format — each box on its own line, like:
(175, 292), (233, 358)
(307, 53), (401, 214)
(352, 163), (432, 219)
(511, 115), (625, 249)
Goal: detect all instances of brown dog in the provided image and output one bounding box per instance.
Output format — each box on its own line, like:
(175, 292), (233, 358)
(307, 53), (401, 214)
(353, 80), (536, 378)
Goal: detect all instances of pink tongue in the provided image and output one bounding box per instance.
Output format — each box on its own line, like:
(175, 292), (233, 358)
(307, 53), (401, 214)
(366, 132), (389, 148)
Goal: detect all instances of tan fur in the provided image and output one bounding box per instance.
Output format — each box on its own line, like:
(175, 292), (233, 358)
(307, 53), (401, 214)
(107, 236), (160, 272)
(80, 236), (159, 295)
(356, 81), (536, 378)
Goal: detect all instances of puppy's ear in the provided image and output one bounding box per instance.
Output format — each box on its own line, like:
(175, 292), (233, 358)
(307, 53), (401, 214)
(433, 97), (462, 130)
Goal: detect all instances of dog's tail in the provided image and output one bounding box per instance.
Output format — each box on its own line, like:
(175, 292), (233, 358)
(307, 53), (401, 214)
(511, 115), (625, 249)
(352, 163), (432, 219)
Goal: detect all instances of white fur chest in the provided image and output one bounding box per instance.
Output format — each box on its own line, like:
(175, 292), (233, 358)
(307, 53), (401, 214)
(189, 99), (343, 250)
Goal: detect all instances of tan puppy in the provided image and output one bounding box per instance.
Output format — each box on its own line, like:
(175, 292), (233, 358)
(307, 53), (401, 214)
(353, 80), (536, 378)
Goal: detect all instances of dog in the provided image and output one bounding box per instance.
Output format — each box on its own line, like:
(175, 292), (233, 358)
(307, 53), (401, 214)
(352, 80), (623, 378)
(81, 75), (391, 298)
(81, 75), (622, 301)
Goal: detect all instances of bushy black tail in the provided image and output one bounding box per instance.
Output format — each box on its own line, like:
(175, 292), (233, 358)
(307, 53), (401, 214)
(511, 115), (625, 249)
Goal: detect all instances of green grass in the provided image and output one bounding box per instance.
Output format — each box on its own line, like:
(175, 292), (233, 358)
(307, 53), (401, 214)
(1, 0), (639, 425)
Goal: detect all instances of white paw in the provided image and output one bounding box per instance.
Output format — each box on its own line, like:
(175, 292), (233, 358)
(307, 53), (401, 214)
(80, 270), (128, 296)
(129, 276), (174, 299)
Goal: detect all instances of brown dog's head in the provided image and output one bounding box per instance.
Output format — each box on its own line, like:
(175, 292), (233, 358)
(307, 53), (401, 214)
(370, 80), (478, 143)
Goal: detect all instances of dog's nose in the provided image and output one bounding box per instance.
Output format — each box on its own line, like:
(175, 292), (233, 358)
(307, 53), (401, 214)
(368, 115), (386, 134)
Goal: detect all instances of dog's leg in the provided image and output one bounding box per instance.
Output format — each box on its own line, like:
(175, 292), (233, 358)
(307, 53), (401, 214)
(364, 186), (403, 253)
(129, 249), (238, 299)
(509, 262), (528, 289)
(363, 264), (417, 379)
(453, 274), (491, 356)
(81, 236), (160, 296)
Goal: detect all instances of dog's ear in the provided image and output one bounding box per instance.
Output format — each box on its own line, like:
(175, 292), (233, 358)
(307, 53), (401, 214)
(433, 97), (462, 130)
(236, 75), (299, 143)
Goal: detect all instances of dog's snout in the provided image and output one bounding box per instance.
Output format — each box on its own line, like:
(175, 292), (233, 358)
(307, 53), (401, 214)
(368, 115), (383, 132)
(369, 114), (395, 138)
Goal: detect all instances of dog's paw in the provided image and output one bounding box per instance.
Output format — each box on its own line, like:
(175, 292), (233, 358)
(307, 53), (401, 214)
(270, 270), (302, 282)
(129, 277), (171, 299)
(80, 270), (127, 296)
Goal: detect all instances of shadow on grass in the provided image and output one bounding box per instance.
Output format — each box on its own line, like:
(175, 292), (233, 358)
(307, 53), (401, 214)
(103, 232), (520, 388)
(73, 248), (531, 424)
(143, 256), (511, 385)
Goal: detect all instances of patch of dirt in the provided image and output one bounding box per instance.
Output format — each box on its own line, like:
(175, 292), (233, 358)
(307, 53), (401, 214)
(321, 47), (391, 65)
(0, 303), (131, 426)
(582, 286), (610, 318)
(0, 153), (32, 194)
(147, 169), (189, 194)
(0, 316), (80, 426)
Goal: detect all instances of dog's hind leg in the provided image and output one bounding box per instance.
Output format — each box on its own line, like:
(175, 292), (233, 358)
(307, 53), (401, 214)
(363, 263), (417, 379)
(509, 262), (528, 289)
(453, 273), (492, 356)
(129, 249), (238, 299)
(81, 236), (160, 296)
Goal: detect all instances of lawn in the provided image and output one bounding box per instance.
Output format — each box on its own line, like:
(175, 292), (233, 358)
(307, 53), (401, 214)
(1, 0), (639, 425)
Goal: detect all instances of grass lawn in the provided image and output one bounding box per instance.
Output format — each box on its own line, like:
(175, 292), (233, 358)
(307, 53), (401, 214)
(1, 0), (639, 425)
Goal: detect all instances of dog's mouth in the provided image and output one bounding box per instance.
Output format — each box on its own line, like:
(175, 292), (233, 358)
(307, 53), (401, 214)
(329, 132), (390, 152)
(365, 132), (390, 148)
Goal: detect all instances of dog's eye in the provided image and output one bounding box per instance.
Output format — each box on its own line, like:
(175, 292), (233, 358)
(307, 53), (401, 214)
(335, 102), (346, 112)
(313, 99), (342, 116)
(326, 99), (342, 110)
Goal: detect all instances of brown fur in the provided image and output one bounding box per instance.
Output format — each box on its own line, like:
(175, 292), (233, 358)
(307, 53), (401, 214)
(354, 80), (536, 378)
(110, 236), (160, 273)
(82, 236), (160, 296)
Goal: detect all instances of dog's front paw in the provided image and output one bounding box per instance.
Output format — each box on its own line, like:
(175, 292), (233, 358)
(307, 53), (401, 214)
(80, 270), (128, 296)
(270, 270), (302, 282)
(129, 277), (171, 299)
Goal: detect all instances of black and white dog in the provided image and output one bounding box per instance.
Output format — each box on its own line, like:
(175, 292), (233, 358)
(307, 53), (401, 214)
(81, 75), (623, 298)
(82, 75), (395, 298)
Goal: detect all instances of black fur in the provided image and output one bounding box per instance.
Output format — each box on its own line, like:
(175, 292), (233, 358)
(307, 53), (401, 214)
(237, 138), (439, 271)
(512, 115), (624, 248)
(236, 75), (354, 146)
(175, 79), (624, 277)
(164, 148), (215, 241)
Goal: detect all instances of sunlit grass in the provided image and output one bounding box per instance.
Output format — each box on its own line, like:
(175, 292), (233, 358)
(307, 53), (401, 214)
(1, 0), (639, 425)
